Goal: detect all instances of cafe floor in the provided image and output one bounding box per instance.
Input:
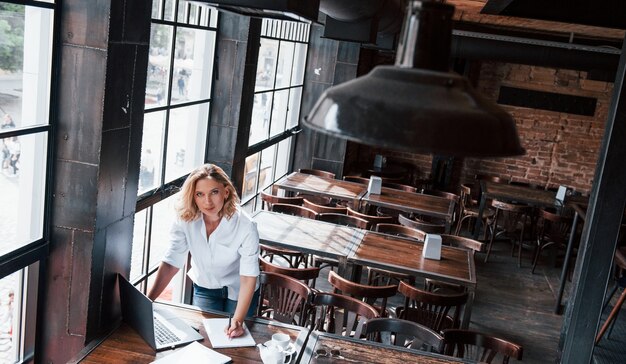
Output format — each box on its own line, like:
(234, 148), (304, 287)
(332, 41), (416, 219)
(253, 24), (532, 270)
(313, 238), (626, 364)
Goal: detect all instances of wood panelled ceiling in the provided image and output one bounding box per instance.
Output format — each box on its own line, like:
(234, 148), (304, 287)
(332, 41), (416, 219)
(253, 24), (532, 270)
(448, 0), (625, 43)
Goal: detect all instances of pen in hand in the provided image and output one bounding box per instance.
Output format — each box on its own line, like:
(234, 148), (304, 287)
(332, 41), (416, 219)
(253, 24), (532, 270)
(227, 313), (232, 340)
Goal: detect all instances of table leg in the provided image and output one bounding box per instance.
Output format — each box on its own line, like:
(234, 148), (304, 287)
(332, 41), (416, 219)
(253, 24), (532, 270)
(554, 211), (579, 314)
(461, 287), (475, 329)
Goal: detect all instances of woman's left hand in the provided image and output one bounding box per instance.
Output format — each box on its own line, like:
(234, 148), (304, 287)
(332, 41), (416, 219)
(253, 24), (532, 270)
(225, 319), (244, 339)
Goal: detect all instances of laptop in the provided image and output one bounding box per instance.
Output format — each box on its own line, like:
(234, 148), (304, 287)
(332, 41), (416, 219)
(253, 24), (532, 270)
(118, 274), (203, 351)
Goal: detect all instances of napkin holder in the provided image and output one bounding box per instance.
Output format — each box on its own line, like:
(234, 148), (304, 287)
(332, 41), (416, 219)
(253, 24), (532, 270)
(367, 176), (382, 195)
(556, 185), (569, 205)
(424, 234), (442, 260)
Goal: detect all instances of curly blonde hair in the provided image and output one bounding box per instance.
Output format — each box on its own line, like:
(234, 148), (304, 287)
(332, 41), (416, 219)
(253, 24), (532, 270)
(176, 164), (240, 222)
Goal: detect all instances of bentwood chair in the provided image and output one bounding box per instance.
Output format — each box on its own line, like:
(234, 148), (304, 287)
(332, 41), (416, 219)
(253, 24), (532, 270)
(257, 272), (312, 326)
(396, 281), (468, 334)
(347, 207), (394, 230)
(328, 270), (397, 317)
(298, 168), (335, 179)
(398, 213), (446, 234)
(271, 203), (318, 220)
(260, 243), (308, 268)
(382, 182), (418, 193)
(343, 175), (370, 184)
(260, 191), (303, 211)
(443, 329), (523, 363)
(531, 207), (574, 274)
(259, 257), (320, 288)
(303, 198), (347, 214)
(296, 169), (336, 206)
(365, 318), (444, 353)
(484, 199), (533, 267)
(455, 183), (495, 237)
(310, 292), (379, 338)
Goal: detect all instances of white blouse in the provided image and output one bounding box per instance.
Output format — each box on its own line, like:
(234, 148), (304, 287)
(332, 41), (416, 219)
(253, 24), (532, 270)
(162, 207), (260, 300)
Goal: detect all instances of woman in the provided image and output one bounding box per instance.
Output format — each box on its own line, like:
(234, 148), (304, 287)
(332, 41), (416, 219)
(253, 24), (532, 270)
(148, 164), (259, 339)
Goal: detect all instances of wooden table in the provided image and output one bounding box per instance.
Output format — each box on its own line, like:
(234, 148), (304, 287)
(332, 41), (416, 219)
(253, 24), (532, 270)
(348, 231), (477, 329)
(299, 331), (466, 364)
(74, 302), (309, 363)
(255, 210), (365, 276)
(274, 172), (367, 207)
(361, 188), (456, 233)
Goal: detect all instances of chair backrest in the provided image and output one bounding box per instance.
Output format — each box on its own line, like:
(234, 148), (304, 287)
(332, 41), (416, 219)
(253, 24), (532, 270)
(259, 257), (320, 287)
(365, 318), (444, 353)
(490, 199), (532, 233)
(303, 198), (348, 214)
(298, 168), (335, 179)
(537, 207), (574, 245)
(439, 234), (485, 254)
(343, 175), (370, 184)
(375, 223), (426, 241)
(397, 281), (468, 333)
(257, 272), (312, 326)
(260, 243), (307, 269)
(398, 214), (446, 234)
(260, 191), (303, 211)
(317, 213), (370, 230)
(382, 182), (418, 193)
(458, 184), (474, 211)
(443, 329), (523, 363)
(311, 292), (380, 338)
(271, 203), (318, 219)
(347, 207), (394, 229)
(327, 271), (397, 316)
(422, 189), (460, 205)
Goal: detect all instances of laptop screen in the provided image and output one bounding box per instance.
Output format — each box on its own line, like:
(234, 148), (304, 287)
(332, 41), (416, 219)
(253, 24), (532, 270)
(118, 274), (157, 349)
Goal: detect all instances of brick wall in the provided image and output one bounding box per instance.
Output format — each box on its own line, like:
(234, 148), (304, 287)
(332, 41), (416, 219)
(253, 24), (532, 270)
(346, 62), (613, 195)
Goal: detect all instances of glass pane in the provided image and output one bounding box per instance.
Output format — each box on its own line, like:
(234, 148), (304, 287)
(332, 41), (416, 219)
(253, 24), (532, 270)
(149, 197), (178, 272)
(242, 153), (259, 202)
(0, 271), (20, 363)
(249, 92), (272, 146)
(269, 89), (288, 138)
(0, 5), (54, 128)
(151, 0), (160, 19)
(163, 0), (175, 21)
(146, 24), (173, 109)
(292, 42), (307, 86)
(259, 146), (275, 191)
(139, 111), (165, 194)
(172, 27), (215, 105)
(130, 209), (148, 281)
(0, 132), (46, 255)
(286, 87), (302, 129)
(255, 38), (278, 92)
(147, 267), (185, 303)
(275, 41), (294, 89)
(275, 138), (291, 180)
(164, 103), (209, 183)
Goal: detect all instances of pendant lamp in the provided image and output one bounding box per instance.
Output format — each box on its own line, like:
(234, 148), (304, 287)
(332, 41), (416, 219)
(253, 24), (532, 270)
(303, 0), (525, 157)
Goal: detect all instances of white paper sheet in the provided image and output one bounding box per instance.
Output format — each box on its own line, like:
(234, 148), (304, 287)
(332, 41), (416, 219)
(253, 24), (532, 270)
(151, 341), (231, 364)
(203, 318), (257, 348)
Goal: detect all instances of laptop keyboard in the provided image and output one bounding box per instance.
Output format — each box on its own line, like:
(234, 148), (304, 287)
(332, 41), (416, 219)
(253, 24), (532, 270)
(154, 317), (182, 345)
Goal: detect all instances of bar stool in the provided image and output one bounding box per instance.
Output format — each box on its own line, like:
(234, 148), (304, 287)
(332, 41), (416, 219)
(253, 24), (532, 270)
(484, 199), (532, 267)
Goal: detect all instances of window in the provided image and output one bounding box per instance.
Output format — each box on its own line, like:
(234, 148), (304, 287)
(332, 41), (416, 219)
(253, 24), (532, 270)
(0, 1), (56, 362)
(131, 0), (218, 300)
(242, 19), (309, 208)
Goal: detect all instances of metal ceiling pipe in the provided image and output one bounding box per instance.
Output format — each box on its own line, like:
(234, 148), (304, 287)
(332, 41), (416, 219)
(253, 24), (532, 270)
(451, 30), (621, 73)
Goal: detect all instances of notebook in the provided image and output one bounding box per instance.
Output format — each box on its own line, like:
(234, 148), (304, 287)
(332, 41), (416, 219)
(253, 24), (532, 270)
(118, 274), (203, 351)
(150, 341), (231, 364)
(203, 317), (257, 348)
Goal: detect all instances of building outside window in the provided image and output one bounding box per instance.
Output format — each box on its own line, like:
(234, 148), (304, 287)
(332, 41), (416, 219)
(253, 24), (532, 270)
(0, 1), (56, 362)
(131, 0), (218, 302)
(241, 18), (309, 211)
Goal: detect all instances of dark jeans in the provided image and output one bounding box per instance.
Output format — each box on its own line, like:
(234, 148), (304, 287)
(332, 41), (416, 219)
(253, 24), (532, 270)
(192, 283), (259, 317)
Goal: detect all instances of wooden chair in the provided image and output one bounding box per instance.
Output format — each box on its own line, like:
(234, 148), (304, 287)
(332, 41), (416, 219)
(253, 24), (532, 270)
(454, 183), (494, 237)
(475, 174), (509, 184)
(317, 213), (370, 229)
(271, 203), (318, 219)
(531, 207), (574, 274)
(260, 243), (308, 268)
(298, 168), (336, 179)
(328, 270), (397, 317)
(257, 272), (312, 326)
(596, 248), (626, 344)
(443, 329), (523, 363)
(259, 257), (320, 288)
(310, 292), (379, 338)
(260, 191), (303, 210)
(303, 198), (347, 214)
(375, 223), (426, 241)
(398, 213), (446, 234)
(484, 199), (533, 267)
(343, 175), (370, 184)
(347, 207), (394, 230)
(396, 281), (468, 334)
(382, 182), (418, 193)
(365, 318), (444, 353)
